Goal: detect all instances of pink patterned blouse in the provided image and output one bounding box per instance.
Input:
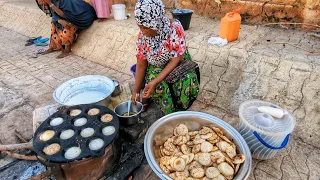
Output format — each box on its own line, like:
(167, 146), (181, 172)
(136, 20), (187, 67)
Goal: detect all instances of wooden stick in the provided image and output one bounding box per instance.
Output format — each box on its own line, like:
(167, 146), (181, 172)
(3, 151), (37, 161)
(27, 169), (53, 180)
(15, 130), (28, 143)
(264, 22), (320, 29)
(0, 142), (33, 151)
(273, 42), (320, 54)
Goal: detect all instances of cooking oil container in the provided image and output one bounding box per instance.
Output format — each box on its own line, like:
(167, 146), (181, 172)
(219, 10), (241, 42)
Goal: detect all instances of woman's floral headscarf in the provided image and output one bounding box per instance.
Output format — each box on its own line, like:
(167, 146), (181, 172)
(135, 0), (171, 57)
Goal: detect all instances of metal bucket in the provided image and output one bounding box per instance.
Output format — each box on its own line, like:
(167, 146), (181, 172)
(144, 111), (252, 180)
(114, 101), (144, 126)
(53, 75), (119, 106)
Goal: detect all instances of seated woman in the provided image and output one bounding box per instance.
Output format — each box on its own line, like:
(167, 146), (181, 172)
(132, 0), (200, 115)
(36, 0), (97, 58)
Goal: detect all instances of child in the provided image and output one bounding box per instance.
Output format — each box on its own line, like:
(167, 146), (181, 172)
(85, 0), (111, 22)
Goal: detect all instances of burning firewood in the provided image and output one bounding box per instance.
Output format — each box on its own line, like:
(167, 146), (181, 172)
(0, 142), (33, 151)
(3, 151), (38, 161)
(27, 169), (53, 180)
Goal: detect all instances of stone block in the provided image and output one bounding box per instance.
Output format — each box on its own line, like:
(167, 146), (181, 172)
(200, 105), (227, 119)
(259, 61), (278, 76)
(273, 60), (293, 81)
(203, 65), (226, 93)
(244, 53), (261, 74)
(188, 100), (206, 111)
(274, 11), (286, 19)
(214, 81), (239, 110)
(201, 51), (220, 77)
(287, 69), (311, 100)
(291, 62), (312, 72)
(198, 90), (217, 105)
(221, 55), (245, 83)
(252, 76), (270, 98)
(199, 76), (210, 90)
(213, 49), (229, 67)
(265, 78), (288, 101)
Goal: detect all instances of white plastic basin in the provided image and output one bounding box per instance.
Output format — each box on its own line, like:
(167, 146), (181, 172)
(53, 75), (116, 106)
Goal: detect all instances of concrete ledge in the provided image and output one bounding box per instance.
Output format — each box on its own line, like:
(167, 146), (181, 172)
(1, 0), (320, 148)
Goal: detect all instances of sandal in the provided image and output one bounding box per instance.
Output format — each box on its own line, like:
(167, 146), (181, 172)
(34, 38), (49, 44)
(37, 49), (46, 54)
(35, 42), (48, 46)
(26, 36), (42, 43)
(25, 41), (34, 46)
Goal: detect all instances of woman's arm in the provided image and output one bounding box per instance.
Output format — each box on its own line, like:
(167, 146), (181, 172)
(143, 56), (183, 98)
(132, 59), (148, 102)
(50, 4), (65, 17)
(154, 56), (183, 84)
(44, 0), (65, 17)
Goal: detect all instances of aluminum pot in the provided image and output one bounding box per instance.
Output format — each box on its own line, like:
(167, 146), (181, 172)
(114, 101), (143, 126)
(53, 75), (120, 107)
(144, 111), (252, 180)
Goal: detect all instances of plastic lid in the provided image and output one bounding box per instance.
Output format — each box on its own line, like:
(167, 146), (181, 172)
(239, 100), (296, 136)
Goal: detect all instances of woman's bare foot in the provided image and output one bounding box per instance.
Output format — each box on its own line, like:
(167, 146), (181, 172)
(42, 48), (55, 55)
(57, 45), (72, 59)
(56, 50), (72, 59)
(98, 18), (107, 23)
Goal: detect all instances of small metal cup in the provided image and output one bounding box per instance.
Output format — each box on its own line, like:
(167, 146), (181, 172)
(114, 101), (143, 126)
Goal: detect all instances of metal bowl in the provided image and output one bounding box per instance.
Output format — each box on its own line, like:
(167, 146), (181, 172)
(114, 101), (143, 126)
(53, 75), (119, 106)
(144, 111), (252, 180)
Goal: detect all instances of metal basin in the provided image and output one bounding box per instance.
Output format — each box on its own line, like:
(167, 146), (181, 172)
(53, 75), (119, 106)
(114, 101), (143, 126)
(144, 111), (252, 180)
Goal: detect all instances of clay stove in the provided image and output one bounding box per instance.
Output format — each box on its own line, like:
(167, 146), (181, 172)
(33, 105), (122, 180)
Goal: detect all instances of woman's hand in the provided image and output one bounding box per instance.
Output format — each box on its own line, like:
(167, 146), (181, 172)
(43, 0), (52, 4)
(143, 80), (157, 98)
(131, 92), (141, 104)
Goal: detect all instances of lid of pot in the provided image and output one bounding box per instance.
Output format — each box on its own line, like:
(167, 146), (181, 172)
(239, 100), (296, 136)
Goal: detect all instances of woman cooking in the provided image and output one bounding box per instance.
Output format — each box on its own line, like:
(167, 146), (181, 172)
(132, 0), (200, 115)
(36, 0), (97, 58)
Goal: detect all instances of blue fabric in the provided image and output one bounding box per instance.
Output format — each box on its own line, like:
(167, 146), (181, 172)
(51, 0), (97, 30)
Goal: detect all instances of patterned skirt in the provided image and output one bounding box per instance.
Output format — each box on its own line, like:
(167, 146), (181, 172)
(49, 20), (78, 50)
(145, 50), (200, 115)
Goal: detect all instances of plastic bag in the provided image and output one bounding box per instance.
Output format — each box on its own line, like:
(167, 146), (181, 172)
(208, 37), (228, 46)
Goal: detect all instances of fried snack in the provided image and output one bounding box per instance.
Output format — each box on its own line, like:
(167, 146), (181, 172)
(158, 124), (246, 180)
(43, 143), (60, 155)
(88, 108), (100, 116)
(39, 130), (55, 141)
(101, 114), (113, 122)
(70, 109), (81, 116)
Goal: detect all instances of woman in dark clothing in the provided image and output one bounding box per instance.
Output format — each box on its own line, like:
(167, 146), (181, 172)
(37, 0), (97, 58)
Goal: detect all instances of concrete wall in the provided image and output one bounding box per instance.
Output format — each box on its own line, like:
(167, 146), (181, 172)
(112, 0), (320, 30)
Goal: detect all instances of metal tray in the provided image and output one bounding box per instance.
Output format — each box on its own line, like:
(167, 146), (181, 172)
(33, 104), (119, 163)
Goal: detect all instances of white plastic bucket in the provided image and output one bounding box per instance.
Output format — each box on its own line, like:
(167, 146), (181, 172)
(238, 100), (295, 160)
(112, 4), (126, 20)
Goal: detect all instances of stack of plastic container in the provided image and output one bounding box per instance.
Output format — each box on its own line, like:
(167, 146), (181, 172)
(238, 100), (296, 159)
